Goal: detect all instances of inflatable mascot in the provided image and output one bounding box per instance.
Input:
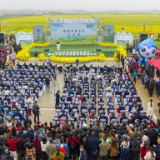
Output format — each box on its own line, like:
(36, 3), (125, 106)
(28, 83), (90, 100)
(138, 38), (157, 64)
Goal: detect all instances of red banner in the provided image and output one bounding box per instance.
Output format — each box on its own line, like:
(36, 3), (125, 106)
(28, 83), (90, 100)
(60, 119), (66, 125)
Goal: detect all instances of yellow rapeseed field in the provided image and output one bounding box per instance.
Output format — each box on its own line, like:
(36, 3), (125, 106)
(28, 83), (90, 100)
(1, 15), (160, 36)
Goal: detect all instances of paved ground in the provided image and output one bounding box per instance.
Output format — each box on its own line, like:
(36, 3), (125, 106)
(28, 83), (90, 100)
(16, 60), (159, 124)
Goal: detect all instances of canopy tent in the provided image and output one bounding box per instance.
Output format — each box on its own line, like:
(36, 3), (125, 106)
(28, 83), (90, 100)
(156, 50), (160, 55)
(148, 59), (160, 72)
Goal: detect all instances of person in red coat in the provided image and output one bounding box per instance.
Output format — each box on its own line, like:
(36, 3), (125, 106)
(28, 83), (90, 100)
(33, 134), (41, 160)
(6, 136), (20, 160)
(68, 133), (79, 160)
(140, 143), (148, 160)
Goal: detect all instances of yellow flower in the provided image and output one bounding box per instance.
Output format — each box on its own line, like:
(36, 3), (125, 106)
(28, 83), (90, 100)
(38, 53), (46, 61)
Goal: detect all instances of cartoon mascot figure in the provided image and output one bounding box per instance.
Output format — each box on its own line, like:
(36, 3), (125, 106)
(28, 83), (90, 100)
(138, 38), (157, 64)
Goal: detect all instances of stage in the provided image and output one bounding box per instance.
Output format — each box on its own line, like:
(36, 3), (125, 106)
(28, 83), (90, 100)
(29, 44), (117, 58)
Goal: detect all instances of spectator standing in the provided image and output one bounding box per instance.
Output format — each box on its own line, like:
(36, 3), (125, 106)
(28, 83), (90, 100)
(133, 70), (138, 84)
(120, 143), (130, 160)
(76, 59), (79, 66)
(140, 143), (148, 160)
(130, 143), (139, 160)
(121, 56), (125, 69)
(1, 149), (13, 160)
(68, 133), (79, 160)
(141, 71), (145, 86)
(46, 56), (50, 65)
(11, 52), (16, 65)
(58, 138), (69, 160)
(34, 51), (38, 63)
(55, 91), (60, 107)
(33, 134), (41, 160)
(144, 146), (156, 160)
(32, 101), (40, 123)
(99, 136), (109, 160)
(45, 76), (50, 92)
(24, 114), (32, 130)
(17, 133), (26, 160)
(109, 139), (120, 160)
(153, 138), (160, 160)
(137, 67), (142, 79)
(81, 137), (91, 160)
(51, 147), (64, 160)
(124, 58), (129, 71)
(46, 138), (56, 160)
(149, 78), (154, 97)
(41, 137), (49, 160)
(147, 99), (154, 119)
(26, 143), (36, 160)
(6, 136), (20, 160)
(79, 145), (87, 160)
(88, 132), (99, 160)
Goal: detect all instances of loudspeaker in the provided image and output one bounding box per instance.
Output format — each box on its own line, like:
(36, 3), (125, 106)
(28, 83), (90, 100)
(0, 33), (5, 43)
(44, 48), (49, 51)
(96, 48), (101, 51)
(140, 34), (148, 42)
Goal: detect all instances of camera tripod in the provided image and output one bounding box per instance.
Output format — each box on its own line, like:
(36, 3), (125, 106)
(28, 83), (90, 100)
(50, 75), (60, 97)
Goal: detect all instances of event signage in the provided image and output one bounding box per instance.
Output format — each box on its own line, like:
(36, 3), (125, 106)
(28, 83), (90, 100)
(105, 25), (114, 36)
(16, 34), (33, 46)
(54, 19), (94, 24)
(47, 51), (98, 56)
(33, 26), (43, 42)
(114, 33), (133, 46)
(50, 23), (97, 41)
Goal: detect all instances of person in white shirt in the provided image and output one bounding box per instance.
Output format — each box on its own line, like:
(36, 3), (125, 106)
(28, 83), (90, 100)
(41, 136), (49, 160)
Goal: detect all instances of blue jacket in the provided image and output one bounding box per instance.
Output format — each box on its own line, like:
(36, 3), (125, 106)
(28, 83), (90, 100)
(67, 96), (72, 102)
(120, 147), (130, 160)
(57, 143), (69, 157)
(140, 115), (149, 121)
(123, 91), (129, 98)
(88, 137), (99, 152)
(13, 112), (24, 121)
(24, 119), (32, 129)
(79, 150), (87, 160)
(25, 132), (34, 142)
(56, 94), (60, 103)
(119, 106), (125, 112)
(99, 116), (108, 123)
(154, 144), (160, 158)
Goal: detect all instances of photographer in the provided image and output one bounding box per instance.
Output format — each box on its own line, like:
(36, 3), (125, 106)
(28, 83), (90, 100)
(32, 101), (40, 123)
(45, 76), (50, 92)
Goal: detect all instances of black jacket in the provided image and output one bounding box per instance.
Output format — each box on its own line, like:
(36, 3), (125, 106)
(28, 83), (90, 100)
(1, 154), (13, 160)
(0, 128), (5, 136)
(0, 146), (9, 155)
(80, 142), (91, 155)
(131, 147), (139, 160)
(17, 138), (26, 151)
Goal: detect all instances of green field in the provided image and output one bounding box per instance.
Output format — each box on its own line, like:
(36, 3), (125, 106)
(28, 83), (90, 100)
(29, 44), (117, 57)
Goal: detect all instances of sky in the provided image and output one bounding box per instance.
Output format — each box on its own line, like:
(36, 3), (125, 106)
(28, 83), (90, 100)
(2, 0), (159, 11)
